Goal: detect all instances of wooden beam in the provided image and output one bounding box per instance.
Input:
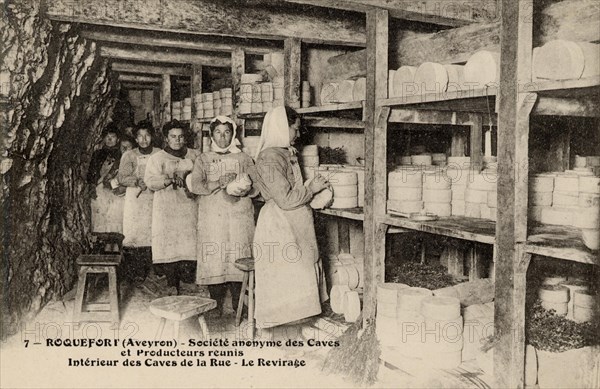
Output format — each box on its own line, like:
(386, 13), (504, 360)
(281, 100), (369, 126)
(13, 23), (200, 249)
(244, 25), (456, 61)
(303, 117), (365, 129)
(469, 113), (484, 168)
(191, 64), (202, 149)
(231, 48), (245, 127)
(284, 38), (301, 109)
(363, 9), (389, 325)
(534, 97), (600, 117)
(118, 74), (162, 83)
(111, 62), (191, 76)
(100, 46), (231, 67)
(81, 30), (278, 55)
(161, 74), (171, 125)
(388, 108), (496, 126)
(47, 0), (365, 46)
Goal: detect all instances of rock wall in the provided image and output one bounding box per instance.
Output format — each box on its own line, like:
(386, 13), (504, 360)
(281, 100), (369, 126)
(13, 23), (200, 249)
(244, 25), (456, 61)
(1, 0), (119, 336)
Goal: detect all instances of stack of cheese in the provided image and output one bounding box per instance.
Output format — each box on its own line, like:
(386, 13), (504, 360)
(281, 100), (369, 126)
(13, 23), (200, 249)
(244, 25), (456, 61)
(559, 279), (591, 322)
(528, 173), (555, 221)
(220, 88), (233, 116)
(423, 171), (452, 217)
(260, 82), (274, 112)
(538, 284), (569, 316)
(182, 98), (192, 121)
(263, 52), (284, 82)
(320, 77), (366, 105)
(387, 167), (424, 214)
(211, 91), (221, 116)
(201, 93), (215, 118)
(533, 40), (599, 81)
(395, 287), (432, 358)
(299, 145), (319, 180)
(329, 253), (363, 322)
(171, 101), (182, 120)
(419, 296), (464, 369)
(376, 283), (410, 350)
(319, 169), (359, 209)
(465, 169), (497, 221)
(341, 165), (365, 207)
(239, 74), (264, 114)
(572, 290), (595, 323)
(389, 62), (467, 98)
(448, 157), (472, 217)
(536, 173), (600, 250)
(574, 155), (600, 176)
(432, 153), (447, 166)
(242, 136), (261, 159)
(411, 153), (433, 167)
(272, 76), (284, 108)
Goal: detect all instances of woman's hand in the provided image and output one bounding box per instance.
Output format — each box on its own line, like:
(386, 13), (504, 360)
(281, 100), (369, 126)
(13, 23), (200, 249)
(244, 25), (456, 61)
(219, 173), (238, 188)
(137, 178), (147, 191)
(309, 174), (329, 194)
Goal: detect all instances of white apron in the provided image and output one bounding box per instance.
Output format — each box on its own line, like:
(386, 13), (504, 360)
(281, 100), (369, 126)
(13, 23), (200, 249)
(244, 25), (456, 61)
(253, 158), (328, 328)
(91, 159), (124, 233)
(196, 155), (254, 285)
(122, 154), (154, 247)
(151, 156), (198, 264)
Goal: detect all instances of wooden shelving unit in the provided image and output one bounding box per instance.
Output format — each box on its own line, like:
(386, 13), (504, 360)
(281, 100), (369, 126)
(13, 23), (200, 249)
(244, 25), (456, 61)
(296, 101), (364, 114)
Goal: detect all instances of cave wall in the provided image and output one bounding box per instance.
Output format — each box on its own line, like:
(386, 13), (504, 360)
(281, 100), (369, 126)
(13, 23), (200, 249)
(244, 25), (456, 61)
(1, 0), (119, 337)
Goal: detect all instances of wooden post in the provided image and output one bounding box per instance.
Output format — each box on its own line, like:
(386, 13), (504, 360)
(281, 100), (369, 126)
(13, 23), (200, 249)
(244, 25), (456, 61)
(363, 9), (389, 325)
(284, 38), (301, 109)
(469, 113), (483, 169)
(160, 74), (171, 126)
(495, 1), (535, 387)
(231, 48), (245, 138)
(191, 65), (203, 150)
(338, 222), (351, 254)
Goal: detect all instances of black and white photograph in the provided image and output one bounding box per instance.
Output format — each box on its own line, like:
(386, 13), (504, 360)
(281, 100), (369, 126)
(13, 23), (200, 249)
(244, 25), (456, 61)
(0, 0), (599, 388)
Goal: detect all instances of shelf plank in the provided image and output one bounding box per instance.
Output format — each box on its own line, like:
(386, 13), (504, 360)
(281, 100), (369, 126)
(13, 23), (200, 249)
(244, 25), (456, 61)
(379, 87), (497, 112)
(296, 101), (364, 114)
(534, 76), (600, 97)
(303, 117), (365, 129)
(380, 214), (496, 244)
(316, 207), (364, 221)
(524, 224), (598, 266)
(237, 112), (266, 120)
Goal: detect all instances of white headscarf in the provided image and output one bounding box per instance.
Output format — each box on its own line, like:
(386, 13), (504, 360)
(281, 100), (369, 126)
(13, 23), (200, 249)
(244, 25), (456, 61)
(254, 106), (295, 159)
(210, 115), (242, 154)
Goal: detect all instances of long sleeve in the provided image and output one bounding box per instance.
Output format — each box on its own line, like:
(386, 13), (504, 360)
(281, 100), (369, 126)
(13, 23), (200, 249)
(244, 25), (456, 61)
(255, 149), (312, 210)
(117, 151), (138, 187)
(240, 153), (259, 198)
(188, 155), (215, 195)
(145, 153), (168, 191)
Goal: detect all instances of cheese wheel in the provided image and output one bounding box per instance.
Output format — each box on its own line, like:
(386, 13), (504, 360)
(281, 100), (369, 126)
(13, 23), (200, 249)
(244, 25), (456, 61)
(414, 62), (449, 93)
(581, 228), (599, 250)
(573, 306), (593, 323)
(331, 196), (358, 209)
(577, 42), (599, 78)
(330, 263), (349, 286)
(555, 175), (579, 192)
(468, 173), (497, 192)
(487, 191), (498, 208)
(490, 207), (497, 222)
(574, 155), (588, 168)
(345, 264), (360, 289)
(423, 189), (451, 203)
(332, 184), (358, 198)
(337, 79), (355, 103)
(538, 284), (569, 303)
(423, 317), (464, 346)
(344, 291), (361, 322)
(447, 156), (471, 167)
(465, 202), (481, 218)
(398, 287), (433, 312)
(530, 174), (555, 193)
(387, 200), (423, 214)
(573, 290), (595, 308)
(528, 205), (544, 222)
(388, 70), (395, 97)
(220, 88), (233, 97)
(424, 202), (452, 217)
(542, 276), (567, 286)
(321, 82), (339, 105)
(432, 153), (447, 162)
(587, 156), (600, 167)
(480, 204), (492, 220)
(560, 280), (590, 320)
(301, 144), (318, 156)
(532, 40), (585, 80)
(525, 345), (538, 387)
(388, 187), (422, 201)
(240, 73), (263, 84)
(251, 102), (262, 113)
(400, 156), (412, 165)
(309, 185), (333, 209)
(337, 253), (354, 264)
(330, 285), (350, 314)
(540, 207), (575, 226)
(392, 66), (417, 97)
(451, 201), (465, 216)
(529, 191), (553, 206)
(352, 77), (366, 101)
(389, 169), (423, 188)
(573, 209), (600, 229)
(579, 176), (600, 194)
(445, 64), (465, 91)
(377, 301), (397, 318)
(541, 301), (568, 316)
(421, 296), (461, 320)
(432, 286), (460, 299)
(411, 154), (433, 166)
(465, 188), (488, 203)
(378, 282), (410, 304)
(553, 191), (579, 207)
(464, 50), (500, 86)
(322, 170), (357, 185)
(452, 189), (465, 201)
(423, 172), (451, 190)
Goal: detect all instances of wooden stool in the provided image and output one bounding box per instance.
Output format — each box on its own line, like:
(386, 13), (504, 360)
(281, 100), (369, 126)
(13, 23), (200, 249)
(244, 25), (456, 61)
(149, 296), (216, 341)
(234, 257), (255, 339)
(73, 254), (122, 324)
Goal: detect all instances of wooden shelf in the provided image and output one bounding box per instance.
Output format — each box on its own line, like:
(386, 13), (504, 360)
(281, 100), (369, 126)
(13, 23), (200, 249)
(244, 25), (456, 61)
(296, 101), (364, 114)
(237, 112), (266, 119)
(524, 224), (599, 266)
(534, 76), (600, 97)
(316, 207), (364, 221)
(380, 214), (496, 245)
(379, 87), (496, 112)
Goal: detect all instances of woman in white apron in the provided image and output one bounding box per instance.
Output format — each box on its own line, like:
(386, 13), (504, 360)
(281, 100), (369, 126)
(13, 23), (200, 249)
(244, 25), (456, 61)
(118, 123), (160, 283)
(87, 126), (127, 234)
(252, 106), (330, 328)
(187, 116), (257, 314)
(145, 121), (199, 295)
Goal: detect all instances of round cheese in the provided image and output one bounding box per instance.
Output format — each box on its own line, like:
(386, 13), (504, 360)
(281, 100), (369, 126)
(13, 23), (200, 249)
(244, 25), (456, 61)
(464, 50), (500, 86)
(465, 188), (488, 203)
(587, 156), (600, 167)
(377, 301), (397, 318)
(423, 172), (451, 190)
(525, 345), (538, 387)
(241, 73), (263, 84)
(579, 193), (600, 208)
(330, 262), (349, 286)
(538, 284), (569, 303)
(387, 200), (423, 214)
(421, 296), (461, 320)
(540, 301), (568, 316)
(581, 228), (599, 250)
(553, 191), (579, 207)
(398, 287), (433, 312)
(321, 82), (339, 105)
(468, 173), (497, 192)
(574, 155), (588, 168)
(378, 282), (410, 304)
(411, 155), (433, 167)
(529, 191), (553, 206)
(352, 77), (366, 101)
(337, 253), (355, 265)
(528, 205), (544, 222)
(337, 79), (356, 103)
(555, 174), (579, 192)
(309, 185), (333, 209)
(330, 285), (350, 314)
(392, 66), (417, 97)
(452, 188), (465, 201)
(345, 264), (360, 290)
(388, 187), (422, 201)
(532, 40), (585, 80)
(432, 153), (447, 162)
(344, 291), (361, 322)
(400, 156), (412, 165)
(573, 209), (600, 229)
(465, 202), (482, 218)
(332, 184), (358, 198)
(480, 204), (492, 220)
(414, 62), (449, 93)
(301, 145), (318, 156)
(530, 174), (555, 193)
(487, 191), (498, 208)
(447, 156), (471, 167)
(331, 196), (358, 209)
(573, 306), (593, 323)
(573, 290), (595, 308)
(560, 280), (590, 320)
(389, 169), (423, 188)
(542, 276), (567, 285)
(422, 317), (464, 348)
(540, 207), (575, 226)
(301, 155), (319, 167)
(321, 170), (357, 185)
(579, 176), (600, 194)
(424, 202), (452, 217)
(451, 201), (466, 216)
(423, 189), (451, 203)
